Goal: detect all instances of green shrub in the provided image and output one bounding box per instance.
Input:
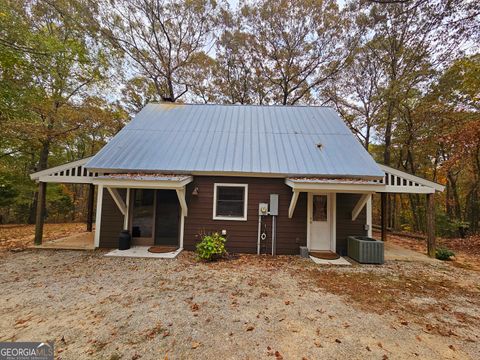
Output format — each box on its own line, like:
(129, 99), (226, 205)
(195, 232), (227, 261)
(436, 247), (455, 261)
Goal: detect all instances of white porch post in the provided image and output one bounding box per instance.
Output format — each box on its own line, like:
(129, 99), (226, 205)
(179, 208), (185, 249)
(123, 188), (130, 230)
(331, 192), (336, 252)
(366, 194), (372, 238)
(94, 184), (104, 248)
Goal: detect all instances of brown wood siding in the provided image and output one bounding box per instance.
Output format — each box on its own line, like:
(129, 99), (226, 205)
(184, 177), (307, 255)
(335, 193), (367, 255)
(99, 189), (125, 248)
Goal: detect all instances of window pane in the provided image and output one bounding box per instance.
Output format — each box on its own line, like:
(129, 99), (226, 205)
(218, 187), (244, 201)
(132, 189), (154, 237)
(216, 186), (245, 218)
(313, 195), (328, 221)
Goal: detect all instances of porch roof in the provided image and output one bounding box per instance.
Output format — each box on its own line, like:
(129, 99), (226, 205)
(93, 174), (193, 188)
(286, 164), (445, 194)
(30, 157), (97, 184)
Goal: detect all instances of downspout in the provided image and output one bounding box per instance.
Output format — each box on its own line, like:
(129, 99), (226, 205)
(257, 214), (261, 255)
(271, 215), (276, 256)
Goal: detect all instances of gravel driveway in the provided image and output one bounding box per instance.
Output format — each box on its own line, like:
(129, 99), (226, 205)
(0, 250), (479, 359)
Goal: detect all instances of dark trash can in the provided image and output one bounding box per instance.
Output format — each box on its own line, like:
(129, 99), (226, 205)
(299, 246), (309, 258)
(118, 230), (131, 250)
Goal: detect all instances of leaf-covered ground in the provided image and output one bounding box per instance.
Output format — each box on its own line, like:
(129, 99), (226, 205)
(0, 223), (87, 250)
(376, 230), (480, 271)
(0, 250), (479, 359)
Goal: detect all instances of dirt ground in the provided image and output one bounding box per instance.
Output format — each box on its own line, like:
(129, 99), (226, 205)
(374, 230), (480, 271)
(0, 248), (479, 360)
(0, 223), (87, 250)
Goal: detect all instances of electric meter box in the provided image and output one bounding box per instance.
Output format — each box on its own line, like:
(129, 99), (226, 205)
(269, 194), (279, 216)
(258, 203), (269, 216)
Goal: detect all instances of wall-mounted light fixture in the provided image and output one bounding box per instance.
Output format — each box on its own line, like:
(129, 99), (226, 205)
(192, 187), (199, 196)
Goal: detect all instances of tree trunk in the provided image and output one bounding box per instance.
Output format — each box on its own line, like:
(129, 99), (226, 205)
(364, 124), (370, 150)
(34, 182), (47, 245)
(28, 141), (51, 224)
(384, 119), (392, 166)
(446, 172), (461, 219)
(426, 193), (436, 257)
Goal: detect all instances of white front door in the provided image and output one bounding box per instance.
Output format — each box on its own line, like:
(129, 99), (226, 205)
(309, 193), (332, 251)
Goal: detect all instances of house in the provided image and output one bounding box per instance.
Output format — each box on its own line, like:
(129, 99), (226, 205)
(30, 103), (444, 256)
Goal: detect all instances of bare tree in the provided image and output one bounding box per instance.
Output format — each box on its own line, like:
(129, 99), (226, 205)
(242, 0), (357, 105)
(324, 45), (385, 149)
(98, 0), (222, 102)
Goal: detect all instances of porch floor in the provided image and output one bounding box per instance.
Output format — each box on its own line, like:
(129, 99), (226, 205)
(105, 246), (182, 259)
(29, 231), (94, 250)
(309, 255), (351, 265)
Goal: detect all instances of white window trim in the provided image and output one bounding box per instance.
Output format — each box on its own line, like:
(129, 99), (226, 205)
(213, 183), (248, 221)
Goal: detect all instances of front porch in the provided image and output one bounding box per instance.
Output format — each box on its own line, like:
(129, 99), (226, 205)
(93, 174), (192, 251)
(286, 164), (445, 257)
(29, 158), (192, 253)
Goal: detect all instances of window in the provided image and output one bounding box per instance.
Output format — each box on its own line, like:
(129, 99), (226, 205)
(213, 183), (248, 221)
(312, 195), (328, 222)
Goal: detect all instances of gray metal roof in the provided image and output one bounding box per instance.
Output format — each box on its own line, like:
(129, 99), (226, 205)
(86, 103), (384, 179)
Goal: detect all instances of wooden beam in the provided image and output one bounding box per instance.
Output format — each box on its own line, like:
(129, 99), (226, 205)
(288, 190), (300, 218)
(106, 187), (126, 216)
(426, 193), (436, 257)
(38, 176), (94, 184)
(352, 193), (370, 221)
(94, 185), (104, 248)
(86, 183), (94, 232)
(381, 192), (387, 242)
(34, 182), (46, 245)
(176, 188), (188, 217)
